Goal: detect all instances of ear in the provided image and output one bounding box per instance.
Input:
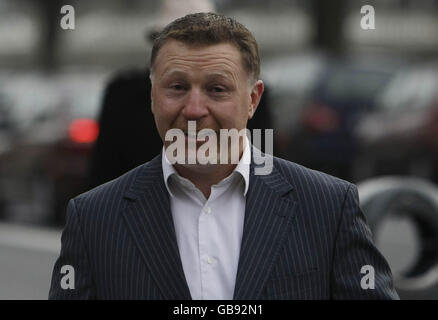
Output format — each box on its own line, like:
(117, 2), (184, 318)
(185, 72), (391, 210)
(150, 77), (155, 114)
(248, 80), (264, 120)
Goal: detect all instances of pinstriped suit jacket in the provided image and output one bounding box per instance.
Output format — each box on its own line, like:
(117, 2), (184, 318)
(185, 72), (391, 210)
(49, 147), (399, 299)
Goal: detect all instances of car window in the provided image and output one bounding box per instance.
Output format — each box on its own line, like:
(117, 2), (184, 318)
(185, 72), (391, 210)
(322, 68), (391, 105)
(378, 69), (438, 112)
(0, 71), (105, 134)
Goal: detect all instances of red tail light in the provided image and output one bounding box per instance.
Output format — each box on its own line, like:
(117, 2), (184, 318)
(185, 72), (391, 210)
(69, 118), (99, 144)
(302, 103), (340, 133)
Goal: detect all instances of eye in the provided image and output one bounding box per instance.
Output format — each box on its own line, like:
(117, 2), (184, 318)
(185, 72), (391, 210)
(209, 85), (227, 94)
(170, 83), (185, 91)
(213, 86), (225, 92)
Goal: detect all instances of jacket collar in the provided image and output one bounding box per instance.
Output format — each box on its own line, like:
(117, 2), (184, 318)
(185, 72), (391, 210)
(122, 146), (298, 299)
(161, 135), (251, 198)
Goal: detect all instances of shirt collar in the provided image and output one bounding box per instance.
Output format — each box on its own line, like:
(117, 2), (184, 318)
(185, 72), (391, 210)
(162, 135), (251, 197)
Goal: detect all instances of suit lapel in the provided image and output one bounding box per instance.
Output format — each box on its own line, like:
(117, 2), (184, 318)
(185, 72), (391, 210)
(121, 154), (191, 299)
(233, 148), (298, 300)
(119, 148), (298, 300)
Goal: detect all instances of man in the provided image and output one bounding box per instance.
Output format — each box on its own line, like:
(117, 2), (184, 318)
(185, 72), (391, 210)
(87, 0), (274, 190)
(49, 12), (398, 299)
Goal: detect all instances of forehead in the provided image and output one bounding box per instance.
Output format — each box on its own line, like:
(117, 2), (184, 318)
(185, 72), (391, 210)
(153, 40), (246, 78)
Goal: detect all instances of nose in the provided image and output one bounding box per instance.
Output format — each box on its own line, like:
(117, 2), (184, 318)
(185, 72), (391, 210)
(181, 87), (209, 120)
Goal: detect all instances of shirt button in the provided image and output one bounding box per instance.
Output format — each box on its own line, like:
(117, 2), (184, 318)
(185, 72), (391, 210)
(207, 256), (214, 264)
(205, 207), (211, 215)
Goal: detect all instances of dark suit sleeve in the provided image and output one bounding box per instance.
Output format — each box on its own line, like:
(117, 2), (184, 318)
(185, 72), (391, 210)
(331, 184), (400, 299)
(49, 199), (95, 299)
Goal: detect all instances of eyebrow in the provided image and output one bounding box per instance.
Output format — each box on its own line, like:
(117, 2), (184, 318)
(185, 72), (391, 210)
(161, 69), (235, 82)
(205, 71), (234, 82)
(161, 69), (186, 79)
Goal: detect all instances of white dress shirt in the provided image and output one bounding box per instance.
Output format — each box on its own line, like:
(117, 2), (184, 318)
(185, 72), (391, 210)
(161, 137), (250, 300)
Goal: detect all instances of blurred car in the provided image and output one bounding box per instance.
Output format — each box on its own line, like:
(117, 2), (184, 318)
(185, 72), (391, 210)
(354, 64), (438, 182)
(261, 52), (326, 158)
(0, 93), (15, 163)
(288, 59), (397, 181)
(0, 71), (106, 226)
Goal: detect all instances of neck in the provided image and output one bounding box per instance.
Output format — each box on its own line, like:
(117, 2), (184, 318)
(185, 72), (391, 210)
(173, 163), (237, 199)
(168, 137), (247, 199)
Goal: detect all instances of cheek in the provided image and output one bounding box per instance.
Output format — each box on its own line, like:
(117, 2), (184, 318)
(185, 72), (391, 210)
(151, 97), (173, 135)
(153, 95), (177, 119)
(237, 94), (252, 118)
(211, 101), (248, 129)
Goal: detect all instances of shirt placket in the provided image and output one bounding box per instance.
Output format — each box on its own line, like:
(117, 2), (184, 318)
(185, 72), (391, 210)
(198, 196), (215, 299)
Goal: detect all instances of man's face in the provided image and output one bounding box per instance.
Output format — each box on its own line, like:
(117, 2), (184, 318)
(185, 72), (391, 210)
(150, 40), (263, 162)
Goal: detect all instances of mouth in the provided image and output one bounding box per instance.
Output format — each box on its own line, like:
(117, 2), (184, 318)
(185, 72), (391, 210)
(183, 130), (215, 141)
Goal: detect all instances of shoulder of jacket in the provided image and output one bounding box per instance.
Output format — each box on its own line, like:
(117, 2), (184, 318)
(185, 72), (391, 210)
(273, 155), (352, 193)
(73, 161), (149, 208)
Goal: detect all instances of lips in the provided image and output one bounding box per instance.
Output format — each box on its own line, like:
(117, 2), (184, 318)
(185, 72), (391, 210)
(183, 129), (216, 140)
